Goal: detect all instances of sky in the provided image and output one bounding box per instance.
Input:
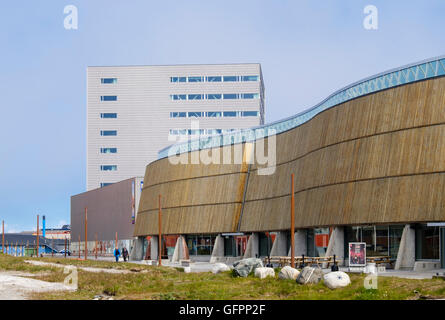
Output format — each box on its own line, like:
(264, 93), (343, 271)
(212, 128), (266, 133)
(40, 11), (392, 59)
(0, 1), (444, 232)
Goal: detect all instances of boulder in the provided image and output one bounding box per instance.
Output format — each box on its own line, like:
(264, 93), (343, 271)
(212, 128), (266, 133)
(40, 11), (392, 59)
(212, 263), (231, 274)
(232, 258), (263, 277)
(323, 271), (351, 289)
(296, 266), (323, 284)
(278, 266), (300, 280)
(254, 267), (275, 279)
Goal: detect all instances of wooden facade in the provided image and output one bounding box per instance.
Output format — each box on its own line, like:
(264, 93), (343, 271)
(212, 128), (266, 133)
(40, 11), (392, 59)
(134, 77), (445, 236)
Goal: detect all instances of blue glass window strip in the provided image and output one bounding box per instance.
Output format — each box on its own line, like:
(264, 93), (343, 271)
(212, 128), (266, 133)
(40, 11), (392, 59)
(100, 96), (117, 101)
(160, 56), (445, 159)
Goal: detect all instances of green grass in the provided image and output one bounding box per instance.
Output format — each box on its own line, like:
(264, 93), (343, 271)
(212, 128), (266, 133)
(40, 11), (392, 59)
(1, 253), (445, 300)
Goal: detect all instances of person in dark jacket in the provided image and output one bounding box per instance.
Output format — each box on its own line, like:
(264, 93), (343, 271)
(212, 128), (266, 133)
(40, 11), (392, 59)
(122, 247), (129, 262)
(114, 247), (120, 262)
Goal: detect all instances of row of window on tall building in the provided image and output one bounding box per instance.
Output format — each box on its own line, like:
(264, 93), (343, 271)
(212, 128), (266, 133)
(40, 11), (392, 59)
(170, 111), (258, 118)
(170, 75), (259, 83)
(170, 93), (259, 101)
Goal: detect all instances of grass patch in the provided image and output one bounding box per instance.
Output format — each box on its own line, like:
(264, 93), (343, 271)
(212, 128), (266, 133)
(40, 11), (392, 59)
(1, 254), (445, 300)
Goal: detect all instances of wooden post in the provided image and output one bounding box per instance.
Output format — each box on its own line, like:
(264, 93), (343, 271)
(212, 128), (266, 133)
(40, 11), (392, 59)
(291, 174), (295, 268)
(115, 232), (118, 249)
(158, 194), (162, 266)
(95, 233), (98, 260)
(36, 215), (39, 257)
(64, 237), (67, 258)
(84, 207), (88, 260)
(2, 220), (4, 254)
(78, 235), (81, 259)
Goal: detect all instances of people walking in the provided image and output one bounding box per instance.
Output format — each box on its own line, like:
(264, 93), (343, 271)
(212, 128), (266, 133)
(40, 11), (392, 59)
(122, 247), (129, 262)
(114, 247), (120, 262)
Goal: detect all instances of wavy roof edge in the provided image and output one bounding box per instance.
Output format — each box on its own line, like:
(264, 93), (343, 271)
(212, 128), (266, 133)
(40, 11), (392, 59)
(158, 55), (445, 159)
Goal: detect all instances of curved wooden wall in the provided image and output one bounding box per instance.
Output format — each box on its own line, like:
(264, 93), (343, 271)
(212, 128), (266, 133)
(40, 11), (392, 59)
(134, 77), (445, 236)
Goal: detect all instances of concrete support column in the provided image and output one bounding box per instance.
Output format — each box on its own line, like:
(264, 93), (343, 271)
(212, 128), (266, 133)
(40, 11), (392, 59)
(395, 224), (415, 270)
(243, 233), (259, 259)
(210, 235), (224, 263)
(171, 235), (190, 263)
(325, 227), (345, 266)
(150, 236), (159, 261)
(129, 236), (144, 261)
(288, 229), (307, 257)
(270, 231), (287, 257)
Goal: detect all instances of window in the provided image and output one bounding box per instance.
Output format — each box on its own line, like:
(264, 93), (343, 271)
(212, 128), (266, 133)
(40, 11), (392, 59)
(100, 148), (117, 154)
(241, 75), (259, 82)
(241, 111), (258, 117)
(188, 94), (203, 100)
(170, 77), (186, 83)
(206, 111), (222, 118)
(188, 129), (204, 135)
(170, 94), (187, 100)
(100, 96), (117, 101)
(100, 165), (117, 171)
(206, 76), (222, 82)
(241, 93), (259, 99)
(100, 113), (117, 119)
(188, 76), (204, 82)
(207, 93), (222, 100)
(223, 111), (238, 117)
(223, 93), (238, 99)
(223, 76), (239, 82)
(170, 112), (187, 118)
(101, 78), (117, 84)
(188, 111), (202, 118)
(207, 129), (222, 135)
(100, 130), (117, 136)
(100, 183), (113, 187)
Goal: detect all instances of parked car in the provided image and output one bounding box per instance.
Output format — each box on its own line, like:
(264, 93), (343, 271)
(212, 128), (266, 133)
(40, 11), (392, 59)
(59, 249), (71, 256)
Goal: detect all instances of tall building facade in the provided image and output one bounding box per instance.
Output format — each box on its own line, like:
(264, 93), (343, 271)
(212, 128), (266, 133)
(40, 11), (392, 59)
(87, 63), (265, 191)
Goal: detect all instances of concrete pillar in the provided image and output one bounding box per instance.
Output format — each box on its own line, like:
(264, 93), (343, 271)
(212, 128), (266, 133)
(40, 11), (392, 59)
(288, 229), (307, 257)
(150, 236), (159, 261)
(325, 227), (345, 266)
(243, 233), (259, 259)
(270, 231), (287, 257)
(129, 236), (144, 261)
(395, 224), (415, 270)
(210, 235), (224, 263)
(171, 235), (190, 263)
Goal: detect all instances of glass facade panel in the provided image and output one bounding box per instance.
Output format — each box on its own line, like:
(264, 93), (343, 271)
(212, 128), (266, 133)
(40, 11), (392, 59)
(241, 75), (259, 81)
(170, 112), (186, 118)
(241, 93), (259, 99)
(188, 94), (203, 100)
(170, 77), (186, 82)
(188, 76), (203, 82)
(207, 93), (222, 100)
(100, 96), (117, 101)
(223, 111), (237, 117)
(207, 76), (222, 82)
(100, 165), (117, 171)
(186, 235), (216, 255)
(100, 130), (117, 136)
(241, 111), (258, 117)
(188, 111), (202, 118)
(100, 183), (113, 187)
(100, 148), (117, 154)
(170, 94), (187, 100)
(206, 111), (222, 118)
(101, 78), (117, 84)
(223, 93), (238, 99)
(223, 76), (238, 82)
(100, 113), (117, 119)
(415, 225), (440, 260)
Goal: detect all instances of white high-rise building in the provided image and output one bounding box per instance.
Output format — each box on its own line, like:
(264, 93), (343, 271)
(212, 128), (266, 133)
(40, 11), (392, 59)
(87, 63), (265, 191)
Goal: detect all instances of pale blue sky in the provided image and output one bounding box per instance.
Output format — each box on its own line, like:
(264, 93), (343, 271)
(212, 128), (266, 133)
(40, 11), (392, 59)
(0, 1), (444, 232)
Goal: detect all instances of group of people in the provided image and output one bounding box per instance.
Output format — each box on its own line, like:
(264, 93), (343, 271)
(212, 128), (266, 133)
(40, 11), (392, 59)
(113, 247), (129, 262)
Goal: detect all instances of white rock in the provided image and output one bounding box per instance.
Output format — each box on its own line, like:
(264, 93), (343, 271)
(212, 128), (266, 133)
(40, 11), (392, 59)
(212, 263), (231, 274)
(254, 267), (275, 279)
(296, 266), (323, 284)
(183, 267), (191, 273)
(278, 266), (300, 280)
(323, 271), (351, 289)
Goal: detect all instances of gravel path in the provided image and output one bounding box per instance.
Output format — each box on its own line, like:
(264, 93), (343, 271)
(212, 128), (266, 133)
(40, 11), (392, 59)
(0, 272), (75, 300)
(25, 260), (133, 274)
